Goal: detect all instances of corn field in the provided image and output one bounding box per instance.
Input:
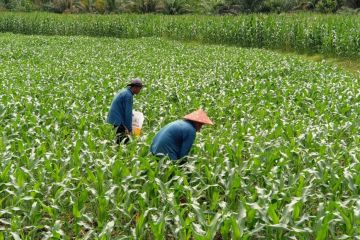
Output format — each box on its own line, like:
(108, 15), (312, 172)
(0, 31), (360, 239)
(0, 12), (359, 58)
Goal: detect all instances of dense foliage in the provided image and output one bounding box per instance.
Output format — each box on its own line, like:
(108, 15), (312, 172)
(1, 33), (359, 239)
(0, 0), (359, 13)
(0, 12), (359, 58)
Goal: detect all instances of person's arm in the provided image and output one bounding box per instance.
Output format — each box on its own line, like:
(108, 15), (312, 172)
(179, 130), (196, 159)
(123, 93), (133, 133)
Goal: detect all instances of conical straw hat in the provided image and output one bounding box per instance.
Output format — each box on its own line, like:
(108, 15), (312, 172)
(183, 109), (213, 125)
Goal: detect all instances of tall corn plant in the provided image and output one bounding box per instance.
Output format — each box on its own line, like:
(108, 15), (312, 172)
(0, 13), (359, 58)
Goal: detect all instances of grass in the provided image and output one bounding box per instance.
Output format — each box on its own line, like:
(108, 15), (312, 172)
(304, 55), (360, 75)
(279, 51), (360, 75)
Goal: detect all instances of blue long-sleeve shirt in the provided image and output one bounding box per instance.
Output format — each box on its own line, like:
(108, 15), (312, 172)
(150, 120), (196, 160)
(106, 88), (133, 132)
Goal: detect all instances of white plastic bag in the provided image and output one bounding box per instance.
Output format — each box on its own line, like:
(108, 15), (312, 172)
(132, 111), (144, 136)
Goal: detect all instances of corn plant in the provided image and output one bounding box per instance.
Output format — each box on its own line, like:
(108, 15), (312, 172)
(0, 12), (359, 57)
(0, 33), (359, 239)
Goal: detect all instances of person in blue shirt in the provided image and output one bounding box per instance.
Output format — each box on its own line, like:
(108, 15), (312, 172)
(107, 79), (143, 144)
(150, 109), (213, 160)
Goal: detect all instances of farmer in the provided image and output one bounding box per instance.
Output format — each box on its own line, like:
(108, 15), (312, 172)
(107, 79), (143, 144)
(150, 109), (213, 160)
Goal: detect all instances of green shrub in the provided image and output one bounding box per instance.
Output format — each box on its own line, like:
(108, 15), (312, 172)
(119, 0), (160, 13)
(1, 0), (38, 11)
(344, 0), (360, 8)
(316, 0), (343, 12)
(160, 0), (191, 15)
(261, 0), (302, 12)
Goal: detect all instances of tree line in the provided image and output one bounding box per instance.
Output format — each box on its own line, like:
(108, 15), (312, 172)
(0, 0), (359, 14)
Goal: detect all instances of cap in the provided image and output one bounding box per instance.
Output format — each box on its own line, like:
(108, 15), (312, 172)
(183, 109), (213, 125)
(127, 79), (144, 87)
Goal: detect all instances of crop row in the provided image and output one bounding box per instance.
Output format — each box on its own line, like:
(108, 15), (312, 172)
(1, 33), (360, 239)
(0, 12), (359, 58)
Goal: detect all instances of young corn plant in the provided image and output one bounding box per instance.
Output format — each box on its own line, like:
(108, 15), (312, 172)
(0, 32), (359, 239)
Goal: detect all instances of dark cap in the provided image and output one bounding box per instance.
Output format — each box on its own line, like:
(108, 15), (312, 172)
(127, 79), (144, 87)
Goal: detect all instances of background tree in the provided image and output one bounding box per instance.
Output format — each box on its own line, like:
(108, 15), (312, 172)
(106, 0), (115, 11)
(119, 0), (159, 13)
(344, 0), (360, 8)
(315, 0), (343, 13)
(260, 0), (302, 12)
(158, 0), (191, 15)
(0, 0), (359, 13)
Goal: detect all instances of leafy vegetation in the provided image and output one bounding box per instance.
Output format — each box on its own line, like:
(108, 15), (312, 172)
(1, 32), (359, 239)
(0, 0), (359, 13)
(0, 12), (359, 58)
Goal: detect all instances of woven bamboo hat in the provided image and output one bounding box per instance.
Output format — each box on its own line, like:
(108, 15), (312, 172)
(183, 109), (213, 125)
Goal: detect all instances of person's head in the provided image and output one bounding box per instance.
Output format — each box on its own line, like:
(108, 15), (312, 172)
(127, 79), (144, 95)
(193, 121), (205, 132)
(183, 109), (213, 132)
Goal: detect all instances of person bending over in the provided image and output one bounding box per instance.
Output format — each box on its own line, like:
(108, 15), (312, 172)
(150, 109), (213, 160)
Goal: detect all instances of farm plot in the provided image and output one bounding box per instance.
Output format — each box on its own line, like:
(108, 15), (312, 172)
(0, 33), (359, 239)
